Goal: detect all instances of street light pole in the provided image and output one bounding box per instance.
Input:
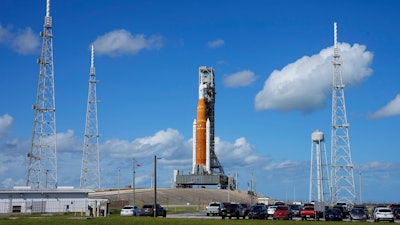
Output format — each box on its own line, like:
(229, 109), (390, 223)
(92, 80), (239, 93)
(132, 158), (137, 206)
(154, 155), (157, 218)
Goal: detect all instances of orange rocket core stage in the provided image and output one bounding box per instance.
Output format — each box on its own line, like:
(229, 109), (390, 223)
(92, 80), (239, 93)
(196, 98), (206, 165)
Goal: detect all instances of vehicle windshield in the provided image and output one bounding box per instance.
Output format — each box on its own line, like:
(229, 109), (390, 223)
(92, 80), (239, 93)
(352, 209), (364, 214)
(251, 206), (262, 212)
(142, 205), (153, 208)
(379, 209), (392, 212)
(291, 205), (301, 210)
(210, 203), (220, 207)
(123, 206), (133, 209)
(276, 206), (288, 210)
(226, 204), (238, 209)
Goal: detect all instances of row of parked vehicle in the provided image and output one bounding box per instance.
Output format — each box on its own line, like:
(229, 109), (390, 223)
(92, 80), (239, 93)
(120, 204), (167, 217)
(207, 201), (400, 222)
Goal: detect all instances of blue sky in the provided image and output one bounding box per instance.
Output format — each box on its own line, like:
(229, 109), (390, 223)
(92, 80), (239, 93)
(1, 0), (400, 203)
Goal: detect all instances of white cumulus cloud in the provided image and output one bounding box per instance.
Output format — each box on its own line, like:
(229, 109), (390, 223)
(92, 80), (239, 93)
(56, 129), (82, 152)
(207, 39), (224, 48)
(102, 128), (191, 161)
(215, 137), (264, 167)
(255, 43), (373, 112)
(0, 24), (39, 55)
(12, 27), (40, 55)
(0, 114), (13, 138)
(223, 70), (256, 87)
(369, 94), (400, 119)
(93, 29), (163, 56)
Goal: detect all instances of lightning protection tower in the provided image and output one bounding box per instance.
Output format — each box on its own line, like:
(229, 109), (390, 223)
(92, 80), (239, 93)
(26, 0), (58, 189)
(80, 45), (101, 189)
(309, 130), (330, 203)
(199, 66), (225, 175)
(330, 22), (356, 205)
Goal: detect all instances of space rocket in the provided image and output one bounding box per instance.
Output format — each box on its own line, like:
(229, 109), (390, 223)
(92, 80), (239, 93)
(192, 83), (211, 174)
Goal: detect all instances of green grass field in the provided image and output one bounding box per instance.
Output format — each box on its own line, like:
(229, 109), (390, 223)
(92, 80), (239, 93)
(0, 214), (370, 225)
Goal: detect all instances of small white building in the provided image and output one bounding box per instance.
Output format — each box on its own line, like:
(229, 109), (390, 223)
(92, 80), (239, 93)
(0, 186), (108, 215)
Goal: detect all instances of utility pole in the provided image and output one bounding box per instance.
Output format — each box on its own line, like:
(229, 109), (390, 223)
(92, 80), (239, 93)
(132, 158), (139, 206)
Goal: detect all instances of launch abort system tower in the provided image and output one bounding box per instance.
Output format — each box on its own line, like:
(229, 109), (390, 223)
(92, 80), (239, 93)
(174, 66), (228, 189)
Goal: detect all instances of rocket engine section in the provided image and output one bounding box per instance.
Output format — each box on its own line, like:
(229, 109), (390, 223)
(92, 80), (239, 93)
(192, 84), (211, 174)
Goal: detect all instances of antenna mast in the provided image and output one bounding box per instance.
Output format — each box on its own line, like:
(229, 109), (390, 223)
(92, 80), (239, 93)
(26, 0), (58, 189)
(330, 22), (356, 205)
(80, 45), (101, 189)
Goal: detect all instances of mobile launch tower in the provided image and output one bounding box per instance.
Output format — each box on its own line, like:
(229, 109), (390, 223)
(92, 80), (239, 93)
(80, 45), (101, 189)
(309, 130), (330, 203)
(174, 66), (228, 189)
(330, 22), (356, 204)
(26, 0), (58, 189)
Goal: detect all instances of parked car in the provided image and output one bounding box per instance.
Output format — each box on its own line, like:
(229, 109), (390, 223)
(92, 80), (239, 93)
(120, 205), (140, 216)
(393, 208), (400, 219)
(333, 205), (346, 219)
(373, 207), (394, 222)
(353, 205), (369, 219)
(221, 203), (246, 219)
(290, 204), (302, 217)
(248, 205), (268, 219)
(140, 204), (166, 217)
(206, 202), (223, 216)
(273, 205), (293, 220)
(300, 205), (322, 220)
(349, 208), (367, 221)
(240, 203), (251, 216)
(336, 202), (350, 215)
(267, 205), (277, 218)
(325, 208), (343, 221)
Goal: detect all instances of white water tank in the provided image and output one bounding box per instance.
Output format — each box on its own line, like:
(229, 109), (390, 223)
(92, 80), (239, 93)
(312, 130), (324, 142)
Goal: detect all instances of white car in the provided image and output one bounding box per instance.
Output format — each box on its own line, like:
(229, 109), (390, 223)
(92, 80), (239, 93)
(267, 205), (277, 218)
(120, 205), (141, 216)
(373, 207), (394, 222)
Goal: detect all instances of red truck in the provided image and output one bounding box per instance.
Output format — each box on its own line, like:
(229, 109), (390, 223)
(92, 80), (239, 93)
(300, 206), (322, 220)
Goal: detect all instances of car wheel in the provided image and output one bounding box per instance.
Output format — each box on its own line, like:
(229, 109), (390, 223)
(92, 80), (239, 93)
(222, 216), (225, 219)
(206, 213), (209, 216)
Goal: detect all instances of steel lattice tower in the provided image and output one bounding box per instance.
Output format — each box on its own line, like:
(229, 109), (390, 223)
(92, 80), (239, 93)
(80, 45), (101, 189)
(330, 22), (356, 205)
(26, 0), (58, 189)
(199, 66), (225, 175)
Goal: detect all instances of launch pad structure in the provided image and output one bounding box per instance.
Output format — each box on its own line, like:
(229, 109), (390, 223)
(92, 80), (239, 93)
(174, 66), (230, 189)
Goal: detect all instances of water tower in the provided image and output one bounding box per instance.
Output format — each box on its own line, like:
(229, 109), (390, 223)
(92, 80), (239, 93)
(309, 130), (330, 203)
